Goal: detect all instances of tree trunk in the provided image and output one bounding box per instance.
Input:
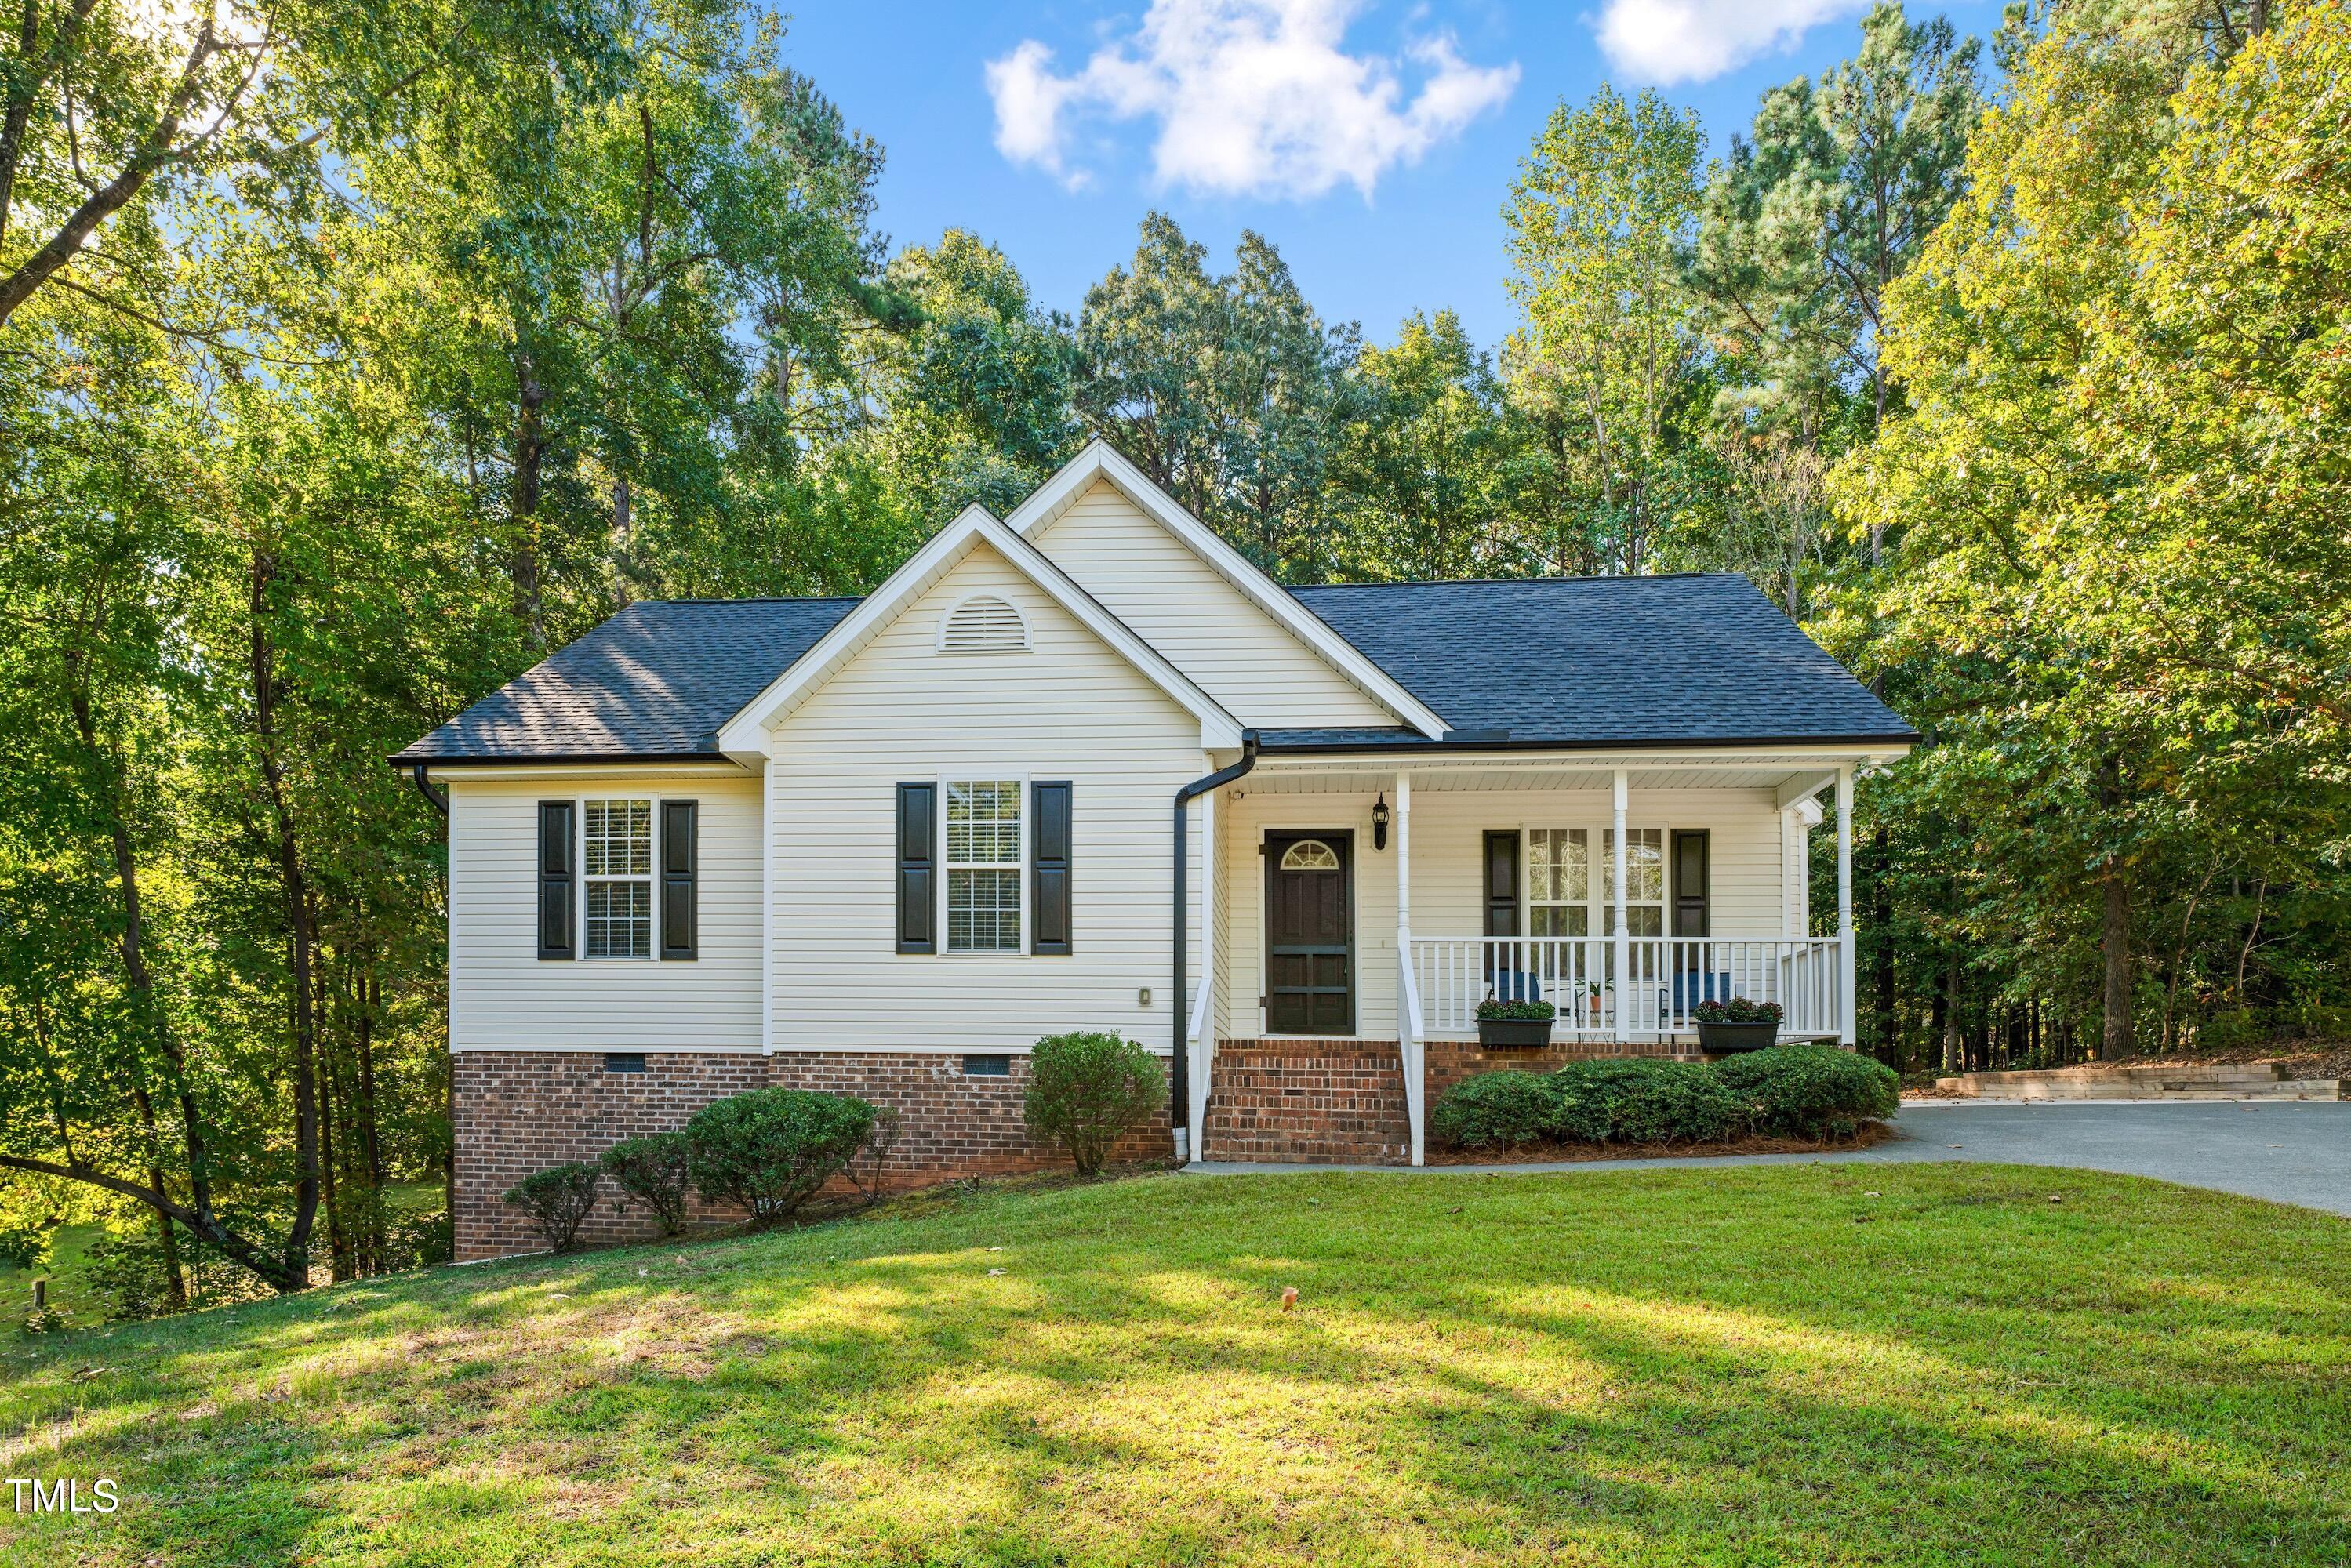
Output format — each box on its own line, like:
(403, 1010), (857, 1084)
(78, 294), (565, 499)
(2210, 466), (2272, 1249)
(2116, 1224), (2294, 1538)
(1940, 956), (1964, 1074)
(611, 477), (633, 607)
(249, 548), (322, 1289)
(2098, 755), (2131, 1060)
(1868, 826), (1896, 1065)
(129, 1083), (187, 1312)
(511, 350), (549, 650)
(356, 963), (387, 1272)
(64, 688), (219, 1220)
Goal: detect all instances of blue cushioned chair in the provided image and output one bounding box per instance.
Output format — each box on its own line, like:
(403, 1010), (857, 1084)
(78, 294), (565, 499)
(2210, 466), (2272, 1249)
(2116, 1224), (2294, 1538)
(1491, 970), (1543, 1004)
(1669, 969), (1734, 1014)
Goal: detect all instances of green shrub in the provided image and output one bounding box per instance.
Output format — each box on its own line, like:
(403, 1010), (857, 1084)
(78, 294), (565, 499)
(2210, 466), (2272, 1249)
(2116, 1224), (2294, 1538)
(1550, 1059), (1745, 1145)
(1023, 1032), (1165, 1176)
(601, 1133), (692, 1236)
(686, 1088), (876, 1228)
(1476, 997), (1557, 1022)
(500, 1163), (601, 1252)
(1691, 996), (1783, 1025)
(1713, 1045), (1899, 1138)
(1429, 1070), (1561, 1149)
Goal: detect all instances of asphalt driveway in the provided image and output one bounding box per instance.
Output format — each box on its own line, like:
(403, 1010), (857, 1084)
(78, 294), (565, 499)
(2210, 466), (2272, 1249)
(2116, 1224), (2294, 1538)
(1189, 1100), (2351, 1215)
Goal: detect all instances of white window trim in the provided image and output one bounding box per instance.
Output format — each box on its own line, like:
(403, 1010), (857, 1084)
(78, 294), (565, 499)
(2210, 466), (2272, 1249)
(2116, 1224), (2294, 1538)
(1521, 819), (1671, 939)
(577, 794), (664, 963)
(936, 591), (1033, 654)
(937, 774), (1031, 956)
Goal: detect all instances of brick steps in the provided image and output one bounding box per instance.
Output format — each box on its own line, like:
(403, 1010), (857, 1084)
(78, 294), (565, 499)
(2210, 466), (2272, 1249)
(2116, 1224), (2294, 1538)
(1203, 1040), (1409, 1165)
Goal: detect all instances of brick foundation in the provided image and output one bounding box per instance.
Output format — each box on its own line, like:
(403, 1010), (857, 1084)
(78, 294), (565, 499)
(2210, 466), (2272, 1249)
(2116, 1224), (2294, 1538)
(1204, 1040), (1411, 1164)
(1426, 1034), (1695, 1100)
(453, 1049), (1172, 1260)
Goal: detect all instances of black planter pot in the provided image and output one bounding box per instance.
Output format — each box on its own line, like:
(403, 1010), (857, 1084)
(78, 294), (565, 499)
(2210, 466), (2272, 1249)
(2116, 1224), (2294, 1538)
(1477, 1017), (1554, 1050)
(1696, 1020), (1780, 1053)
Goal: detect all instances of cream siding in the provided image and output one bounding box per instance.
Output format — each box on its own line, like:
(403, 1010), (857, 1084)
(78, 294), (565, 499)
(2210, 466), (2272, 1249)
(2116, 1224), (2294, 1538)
(766, 543), (1204, 1054)
(448, 769), (764, 1051)
(1029, 481), (1398, 730)
(1219, 786), (1786, 1040)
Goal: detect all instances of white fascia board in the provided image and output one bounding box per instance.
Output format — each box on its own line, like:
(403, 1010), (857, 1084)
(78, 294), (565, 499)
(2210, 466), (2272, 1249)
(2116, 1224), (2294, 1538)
(1007, 440), (1451, 739)
(713, 504), (1244, 757)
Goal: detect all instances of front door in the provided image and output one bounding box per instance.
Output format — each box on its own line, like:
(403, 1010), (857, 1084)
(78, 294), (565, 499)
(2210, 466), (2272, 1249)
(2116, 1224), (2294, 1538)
(1264, 831), (1354, 1034)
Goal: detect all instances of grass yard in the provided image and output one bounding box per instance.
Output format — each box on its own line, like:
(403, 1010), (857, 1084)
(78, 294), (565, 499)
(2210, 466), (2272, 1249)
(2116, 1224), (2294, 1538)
(1, 1164), (2346, 1566)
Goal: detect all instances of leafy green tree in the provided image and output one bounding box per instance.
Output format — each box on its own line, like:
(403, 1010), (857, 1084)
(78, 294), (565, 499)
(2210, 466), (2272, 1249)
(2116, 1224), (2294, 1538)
(864, 228), (1078, 529)
(1503, 85), (1706, 575)
(1328, 311), (1514, 581)
(1831, 0), (2343, 1059)
(1076, 214), (1353, 578)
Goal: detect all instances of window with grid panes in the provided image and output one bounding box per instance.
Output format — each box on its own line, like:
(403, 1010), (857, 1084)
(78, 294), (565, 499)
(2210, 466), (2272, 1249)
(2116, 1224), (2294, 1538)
(946, 781), (1022, 951)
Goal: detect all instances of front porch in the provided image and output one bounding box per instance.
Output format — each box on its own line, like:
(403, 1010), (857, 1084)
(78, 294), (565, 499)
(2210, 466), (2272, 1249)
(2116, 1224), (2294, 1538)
(1183, 749), (1872, 1166)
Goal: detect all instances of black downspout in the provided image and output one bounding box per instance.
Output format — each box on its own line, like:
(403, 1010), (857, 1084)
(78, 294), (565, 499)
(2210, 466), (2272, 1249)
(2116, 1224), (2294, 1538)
(1173, 731), (1257, 1160)
(410, 763), (449, 817)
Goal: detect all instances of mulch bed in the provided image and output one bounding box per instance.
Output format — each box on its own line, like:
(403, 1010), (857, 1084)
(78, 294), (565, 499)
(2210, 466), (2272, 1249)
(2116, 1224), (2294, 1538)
(1426, 1120), (1897, 1166)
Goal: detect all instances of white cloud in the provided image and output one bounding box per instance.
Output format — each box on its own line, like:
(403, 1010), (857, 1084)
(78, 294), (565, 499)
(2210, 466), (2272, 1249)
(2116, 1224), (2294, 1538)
(1592, 0), (1867, 85)
(984, 0), (1520, 201)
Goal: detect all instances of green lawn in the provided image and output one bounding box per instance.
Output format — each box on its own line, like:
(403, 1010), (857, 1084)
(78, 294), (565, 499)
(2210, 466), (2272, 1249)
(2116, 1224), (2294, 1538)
(2, 1164), (2347, 1566)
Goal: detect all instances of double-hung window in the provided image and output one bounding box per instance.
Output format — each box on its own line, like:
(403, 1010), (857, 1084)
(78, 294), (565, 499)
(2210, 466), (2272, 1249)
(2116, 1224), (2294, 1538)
(583, 799), (654, 957)
(945, 780), (1023, 952)
(1527, 828), (1590, 937)
(1524, 826), (1665, 935)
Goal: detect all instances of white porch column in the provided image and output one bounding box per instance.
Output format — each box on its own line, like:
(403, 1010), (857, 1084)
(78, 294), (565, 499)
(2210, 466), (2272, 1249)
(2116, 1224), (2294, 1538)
(1612, 768), (1630, 1044)
(1395, 771), (1421, 1165)
(1835, 766), (1856, 1046)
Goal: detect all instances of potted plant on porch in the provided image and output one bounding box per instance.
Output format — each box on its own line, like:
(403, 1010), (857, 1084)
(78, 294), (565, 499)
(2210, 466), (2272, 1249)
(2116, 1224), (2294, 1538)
(1692, 996), (1783, 1053)
(1476, 996), (1556, 1049)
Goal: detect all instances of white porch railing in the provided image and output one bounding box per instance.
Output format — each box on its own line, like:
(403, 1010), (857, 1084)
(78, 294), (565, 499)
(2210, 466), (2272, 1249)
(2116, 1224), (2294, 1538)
(1410, 936), (1845, 1040)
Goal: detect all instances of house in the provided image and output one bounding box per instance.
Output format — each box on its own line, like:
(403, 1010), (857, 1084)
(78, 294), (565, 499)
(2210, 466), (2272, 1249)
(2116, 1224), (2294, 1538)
(396, 441), (1918, 1258)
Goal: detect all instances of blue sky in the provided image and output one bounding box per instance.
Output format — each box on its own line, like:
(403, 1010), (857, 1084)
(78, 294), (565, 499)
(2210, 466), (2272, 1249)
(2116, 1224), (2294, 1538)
(777, 0), (2000, 352)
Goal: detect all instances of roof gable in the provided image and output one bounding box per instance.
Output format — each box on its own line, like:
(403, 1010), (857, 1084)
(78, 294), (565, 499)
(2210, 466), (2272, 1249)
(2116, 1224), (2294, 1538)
(1008, 441), (1447, 737)
(712, 506), (1245, 761)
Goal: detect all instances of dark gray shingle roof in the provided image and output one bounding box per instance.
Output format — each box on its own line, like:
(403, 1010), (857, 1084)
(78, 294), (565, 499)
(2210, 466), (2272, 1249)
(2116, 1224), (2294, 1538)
(394, 598), (856, 761)
(1273, 574), (1915, 750)
(394, 572), (1912, 764)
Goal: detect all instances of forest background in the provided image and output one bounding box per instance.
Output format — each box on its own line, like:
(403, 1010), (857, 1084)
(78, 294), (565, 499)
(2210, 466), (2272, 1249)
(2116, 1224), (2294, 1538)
(0, 0), (2338, 1309)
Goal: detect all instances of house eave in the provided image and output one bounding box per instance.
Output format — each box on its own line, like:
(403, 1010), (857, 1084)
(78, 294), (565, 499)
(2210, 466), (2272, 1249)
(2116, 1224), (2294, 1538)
(387, 750), (750, 771)
(1251, 732), (1923, 757)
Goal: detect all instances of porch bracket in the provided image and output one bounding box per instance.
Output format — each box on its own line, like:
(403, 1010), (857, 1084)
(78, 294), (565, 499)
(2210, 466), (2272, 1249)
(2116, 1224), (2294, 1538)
(1774, 769), (1839, 811)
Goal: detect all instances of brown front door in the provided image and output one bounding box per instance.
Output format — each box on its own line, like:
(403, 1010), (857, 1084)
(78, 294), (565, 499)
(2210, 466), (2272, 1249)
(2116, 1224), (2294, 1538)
(1264, 831), (1354, 1035)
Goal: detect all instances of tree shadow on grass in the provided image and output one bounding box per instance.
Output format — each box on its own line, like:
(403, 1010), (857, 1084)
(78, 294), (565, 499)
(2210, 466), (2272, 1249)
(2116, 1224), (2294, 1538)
(4, 1166), (2349, 1565)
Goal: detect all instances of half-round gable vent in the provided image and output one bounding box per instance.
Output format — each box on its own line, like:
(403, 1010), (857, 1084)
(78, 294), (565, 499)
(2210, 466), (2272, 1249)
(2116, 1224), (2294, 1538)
(938, 594), (1030, 653)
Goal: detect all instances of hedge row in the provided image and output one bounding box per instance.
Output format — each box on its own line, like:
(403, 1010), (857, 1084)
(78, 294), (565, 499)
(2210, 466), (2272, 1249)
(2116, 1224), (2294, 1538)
(1430, 1046), (1899, 1151)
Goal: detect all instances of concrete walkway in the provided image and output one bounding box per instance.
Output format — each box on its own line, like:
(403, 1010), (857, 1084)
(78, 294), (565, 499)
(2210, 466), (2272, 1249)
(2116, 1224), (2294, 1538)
(1186, 1100), (2351, 1216)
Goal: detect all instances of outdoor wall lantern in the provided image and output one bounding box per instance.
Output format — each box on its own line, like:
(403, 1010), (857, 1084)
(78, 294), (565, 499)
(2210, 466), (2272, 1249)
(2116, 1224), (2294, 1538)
(1372, 793), (1390, 851)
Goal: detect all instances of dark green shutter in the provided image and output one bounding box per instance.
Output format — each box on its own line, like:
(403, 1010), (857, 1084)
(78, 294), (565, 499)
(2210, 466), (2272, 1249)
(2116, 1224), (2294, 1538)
(660, 800), (697, 960)
(538, 801), (575, 960)
(1031, 781), (1072, 956)
(896, 783), (936, 954)
(1483, 831), (1521, 937)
